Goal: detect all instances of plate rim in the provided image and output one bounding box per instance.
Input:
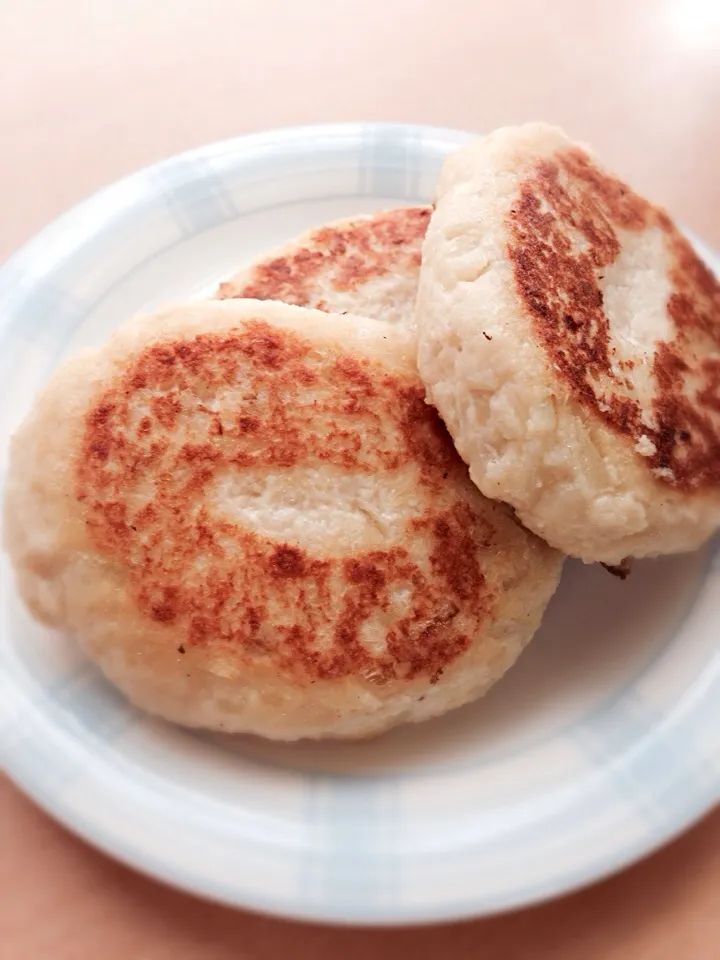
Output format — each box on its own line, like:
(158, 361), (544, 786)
(0, 120), (471, 306)
(1, 120), (719, 926)
(2, 732), (718, 927)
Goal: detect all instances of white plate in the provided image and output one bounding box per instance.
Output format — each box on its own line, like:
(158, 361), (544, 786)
(1, 123), (719, 926)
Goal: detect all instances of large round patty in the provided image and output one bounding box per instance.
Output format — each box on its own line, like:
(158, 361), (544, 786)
(4, 298), (562, 739)
(417, 123), (720, 564)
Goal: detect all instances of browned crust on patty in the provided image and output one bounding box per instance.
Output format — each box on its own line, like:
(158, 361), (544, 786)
(216, 206), (430, 308)
(508, 147), (720, 491)
(76, 320), (495, 684)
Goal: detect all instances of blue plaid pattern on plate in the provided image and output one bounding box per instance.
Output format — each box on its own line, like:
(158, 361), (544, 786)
(0, 123), (718, 925)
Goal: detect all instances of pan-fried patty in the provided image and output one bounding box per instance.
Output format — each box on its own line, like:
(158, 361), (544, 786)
(417, 123), (720, 564)
(3, 298), (562, 740)
(216, 206), (430, 327)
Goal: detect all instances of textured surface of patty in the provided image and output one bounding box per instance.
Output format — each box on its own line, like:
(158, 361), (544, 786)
(417, 123), (720, 563)
(216, 207), (430, 327)
(4, 299), (562, 739)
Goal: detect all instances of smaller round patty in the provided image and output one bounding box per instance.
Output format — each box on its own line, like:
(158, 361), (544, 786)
(417, 123), (720, 564)
(215, 207), (430, 327)
(4, 299), (562, 740)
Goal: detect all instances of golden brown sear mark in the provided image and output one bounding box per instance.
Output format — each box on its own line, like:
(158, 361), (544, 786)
(508, 147), (720, 491)
(76, 320), (490, 683)
(216, 207), (430, 307)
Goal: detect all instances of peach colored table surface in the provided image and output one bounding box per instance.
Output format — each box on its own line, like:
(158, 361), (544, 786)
(1, 2), (719, 957)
